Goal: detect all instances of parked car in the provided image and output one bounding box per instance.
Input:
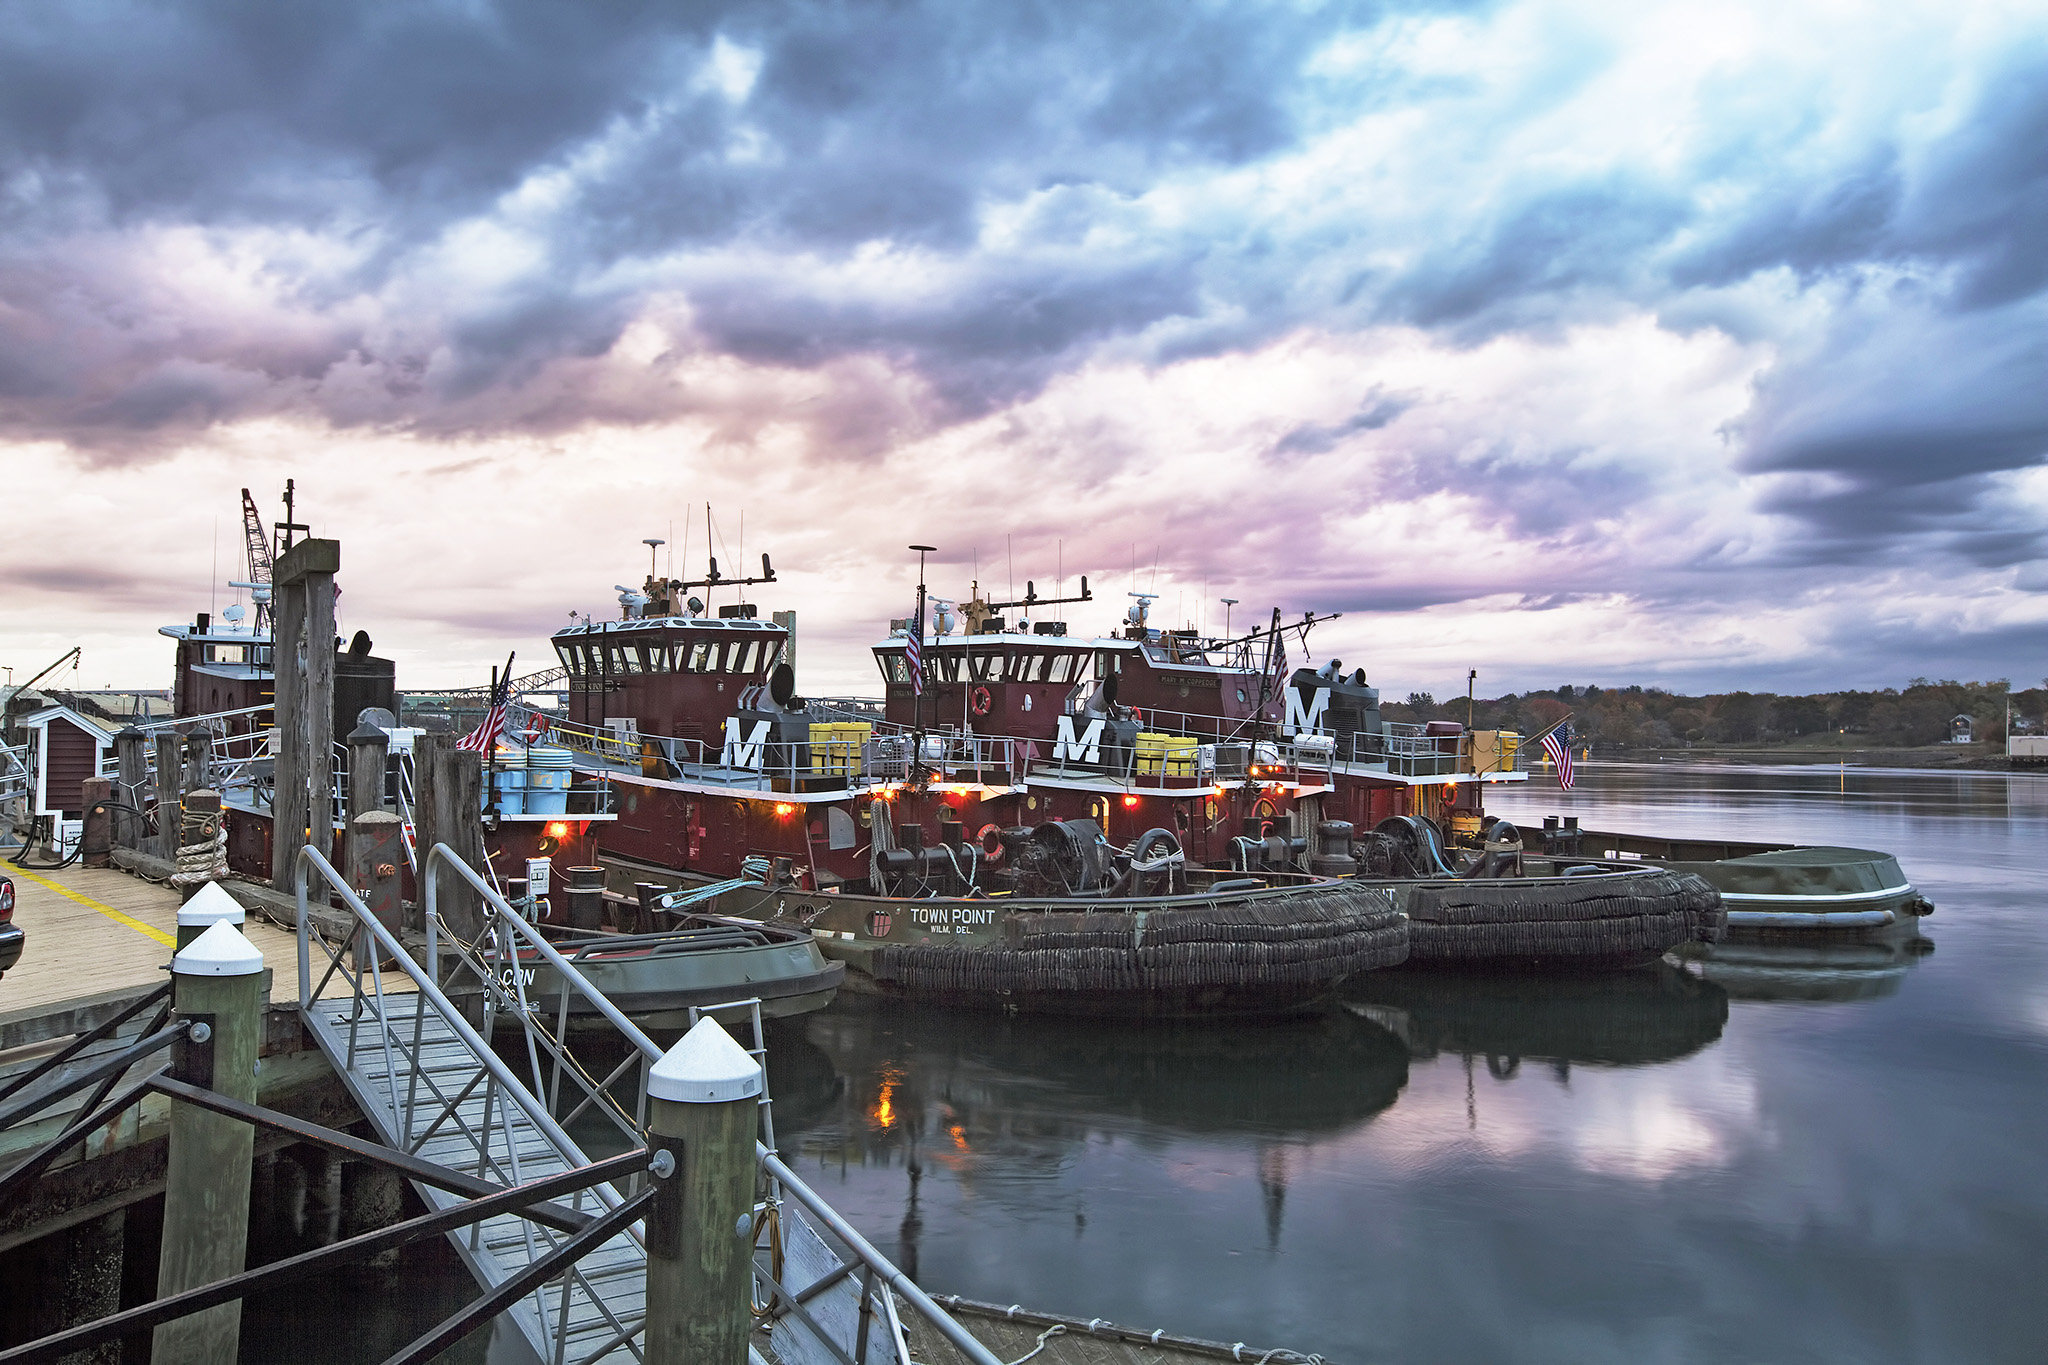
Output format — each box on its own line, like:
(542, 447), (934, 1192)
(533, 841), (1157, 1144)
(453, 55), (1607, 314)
(0, 875), (22, 976)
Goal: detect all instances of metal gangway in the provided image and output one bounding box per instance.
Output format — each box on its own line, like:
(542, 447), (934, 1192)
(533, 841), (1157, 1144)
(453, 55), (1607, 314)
(295, 841), (1001, 1365)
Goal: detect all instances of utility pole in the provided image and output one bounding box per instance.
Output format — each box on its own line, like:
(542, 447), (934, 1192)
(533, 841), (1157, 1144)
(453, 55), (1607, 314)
(1468, 669), (1477, 730)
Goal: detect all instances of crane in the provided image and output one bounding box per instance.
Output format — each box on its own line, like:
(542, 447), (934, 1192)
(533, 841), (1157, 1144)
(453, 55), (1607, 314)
(239, 488), (274, 631)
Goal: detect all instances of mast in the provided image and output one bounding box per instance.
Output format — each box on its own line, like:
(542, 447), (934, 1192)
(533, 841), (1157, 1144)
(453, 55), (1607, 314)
(910, 545), (936, 761)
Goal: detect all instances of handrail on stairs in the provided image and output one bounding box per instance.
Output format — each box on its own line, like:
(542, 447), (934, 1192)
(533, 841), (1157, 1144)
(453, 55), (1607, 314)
(293, 845), (627, 1215)
(305, 840), (1002, 1365)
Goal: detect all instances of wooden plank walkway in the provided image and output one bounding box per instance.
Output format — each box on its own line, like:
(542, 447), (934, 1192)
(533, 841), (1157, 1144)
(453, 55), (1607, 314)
(0, 860), (308, 1015)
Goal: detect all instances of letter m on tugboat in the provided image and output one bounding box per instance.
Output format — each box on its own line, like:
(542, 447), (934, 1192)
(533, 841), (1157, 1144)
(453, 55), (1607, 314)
(722, 717), (771, 768)
(1053, 715), (1106, 764)
(1285, 685), (1331, 737)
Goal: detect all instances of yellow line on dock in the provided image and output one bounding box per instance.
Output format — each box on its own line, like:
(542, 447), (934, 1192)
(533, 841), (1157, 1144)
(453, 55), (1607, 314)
(2, 859), (177, 948)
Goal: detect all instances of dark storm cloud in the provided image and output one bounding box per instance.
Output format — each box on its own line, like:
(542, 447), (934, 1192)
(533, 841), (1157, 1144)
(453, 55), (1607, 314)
(0, 0), (1372, 447)
(4, 0), (2048, 635)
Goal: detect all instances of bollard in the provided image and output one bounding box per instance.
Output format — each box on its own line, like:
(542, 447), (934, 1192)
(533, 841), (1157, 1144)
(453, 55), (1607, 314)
(154, 921), (265, 1365)
(80, 777), (114, 867)
(645, 1018), (762, 1365)
(175, 880), (245, 951)
(635, 882), (665, 935)
(566, 866), (606, 932)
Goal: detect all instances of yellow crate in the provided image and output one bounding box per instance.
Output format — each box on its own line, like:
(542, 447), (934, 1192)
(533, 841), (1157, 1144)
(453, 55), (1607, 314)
(811, 722), (871, 776)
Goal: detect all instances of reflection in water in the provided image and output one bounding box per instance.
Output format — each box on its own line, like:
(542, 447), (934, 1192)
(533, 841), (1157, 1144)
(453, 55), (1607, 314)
(1684, 936), (1936, 1002)
(770, 999), (1411, 1276)
(756, 766), (2048, 1363)
(1343, 962), (1729, 1067)
(778, 998), (1412, 1149)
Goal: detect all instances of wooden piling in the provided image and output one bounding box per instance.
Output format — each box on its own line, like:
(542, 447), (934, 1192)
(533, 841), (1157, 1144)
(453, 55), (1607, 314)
(153, 921), (265, 1365)
(346, 810), (405, 965)
(80, 777), (114, 867)
(415, 735), (486, 941)
(269, 537), (340, 890)
(114, 727), (147, 851)
(270, 576), (305, 890)
(644, 1018), (762, 1365)
(180, 732), (207, 802)
(153, 732), (181, 860)
(347, 718), (389, 823)
(304, 560), (336, 867)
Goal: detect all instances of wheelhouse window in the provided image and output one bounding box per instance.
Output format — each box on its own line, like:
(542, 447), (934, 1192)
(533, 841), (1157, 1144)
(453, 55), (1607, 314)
(969, 651), (1002, 682)
(1048, 654), (1080, 684)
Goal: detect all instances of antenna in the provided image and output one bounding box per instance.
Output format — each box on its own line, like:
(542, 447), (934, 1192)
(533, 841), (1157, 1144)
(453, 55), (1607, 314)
(644, 538), (665, 578)
(1221, 598), (1239, 634)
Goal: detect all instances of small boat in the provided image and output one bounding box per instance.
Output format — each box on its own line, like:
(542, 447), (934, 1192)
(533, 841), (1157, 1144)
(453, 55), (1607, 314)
(1347, 815), (1726, 969)
(497, 910), (844, 1031)
(1538, 820), (1934, 938)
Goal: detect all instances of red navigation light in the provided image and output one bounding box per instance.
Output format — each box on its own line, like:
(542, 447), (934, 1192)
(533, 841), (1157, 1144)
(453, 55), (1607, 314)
(1121, 795), (1140, 808)
(774, 802), (797, 818)
(545, 821), (571, 839)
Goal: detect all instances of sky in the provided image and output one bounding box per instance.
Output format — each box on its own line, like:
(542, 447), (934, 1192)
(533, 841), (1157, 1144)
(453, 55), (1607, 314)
(3, 0), (2046, 700)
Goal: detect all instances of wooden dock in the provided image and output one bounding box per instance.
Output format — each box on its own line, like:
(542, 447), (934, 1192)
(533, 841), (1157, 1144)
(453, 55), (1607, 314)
(0, 859), (309, 1023)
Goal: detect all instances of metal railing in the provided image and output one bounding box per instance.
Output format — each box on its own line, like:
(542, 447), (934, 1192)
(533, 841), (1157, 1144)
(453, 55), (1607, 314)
(297, 841), (997, 1365)
(0, 739), (30, 805)
(297, 845), (650, 1363)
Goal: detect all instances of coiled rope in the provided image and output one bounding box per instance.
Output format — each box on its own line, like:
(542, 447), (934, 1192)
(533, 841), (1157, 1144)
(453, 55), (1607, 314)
(169, 803), (227, 888)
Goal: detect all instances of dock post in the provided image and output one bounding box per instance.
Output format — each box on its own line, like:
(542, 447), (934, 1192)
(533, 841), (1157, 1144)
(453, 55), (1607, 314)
(175, 879), (245, 951)
(347, 809), (405, 965)
(270, 537), (341, 890)
(180, 732), (208, 802)
(80, 777), (114, 867)
(645, 1017), (763, 1365)
(416, 736), (485, 941)
(348, 718), (390, 822)
(153, 732), (181, 859)
(304, 559), (336, 866)
(114, 726), (147, 850)
(153, 920), (265, 1365)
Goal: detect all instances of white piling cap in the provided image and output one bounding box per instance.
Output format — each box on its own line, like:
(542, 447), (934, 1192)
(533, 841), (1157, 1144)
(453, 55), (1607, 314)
(172, 920), (266, 978)
(648, 1016), (763, 1103)
(177, 881), (246, 929)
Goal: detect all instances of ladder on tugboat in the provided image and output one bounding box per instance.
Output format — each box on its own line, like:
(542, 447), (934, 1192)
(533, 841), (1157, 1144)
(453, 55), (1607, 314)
(295, 842), (1002, 1365)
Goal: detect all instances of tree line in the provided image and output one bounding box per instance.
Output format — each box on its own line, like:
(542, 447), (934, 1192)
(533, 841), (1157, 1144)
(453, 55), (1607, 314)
(1380, 678), (2037, 750)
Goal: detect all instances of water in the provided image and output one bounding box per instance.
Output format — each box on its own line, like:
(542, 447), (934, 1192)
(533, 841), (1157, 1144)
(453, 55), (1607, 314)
(761, 764), (2048, 1364)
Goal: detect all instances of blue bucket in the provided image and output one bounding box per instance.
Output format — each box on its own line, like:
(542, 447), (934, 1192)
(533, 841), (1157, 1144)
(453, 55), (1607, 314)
(489, 767), (528, 816)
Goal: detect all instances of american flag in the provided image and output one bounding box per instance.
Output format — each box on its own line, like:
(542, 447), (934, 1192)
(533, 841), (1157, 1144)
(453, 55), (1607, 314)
(906, 601), (924, 698)
(1540, 725), (1575, 790)
(457, 672), (512, 753)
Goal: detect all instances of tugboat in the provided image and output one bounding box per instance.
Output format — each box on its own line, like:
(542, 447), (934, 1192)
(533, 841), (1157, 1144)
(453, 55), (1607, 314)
(536, 553), (1408, 1016)
(150, 488), (844, 1030)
